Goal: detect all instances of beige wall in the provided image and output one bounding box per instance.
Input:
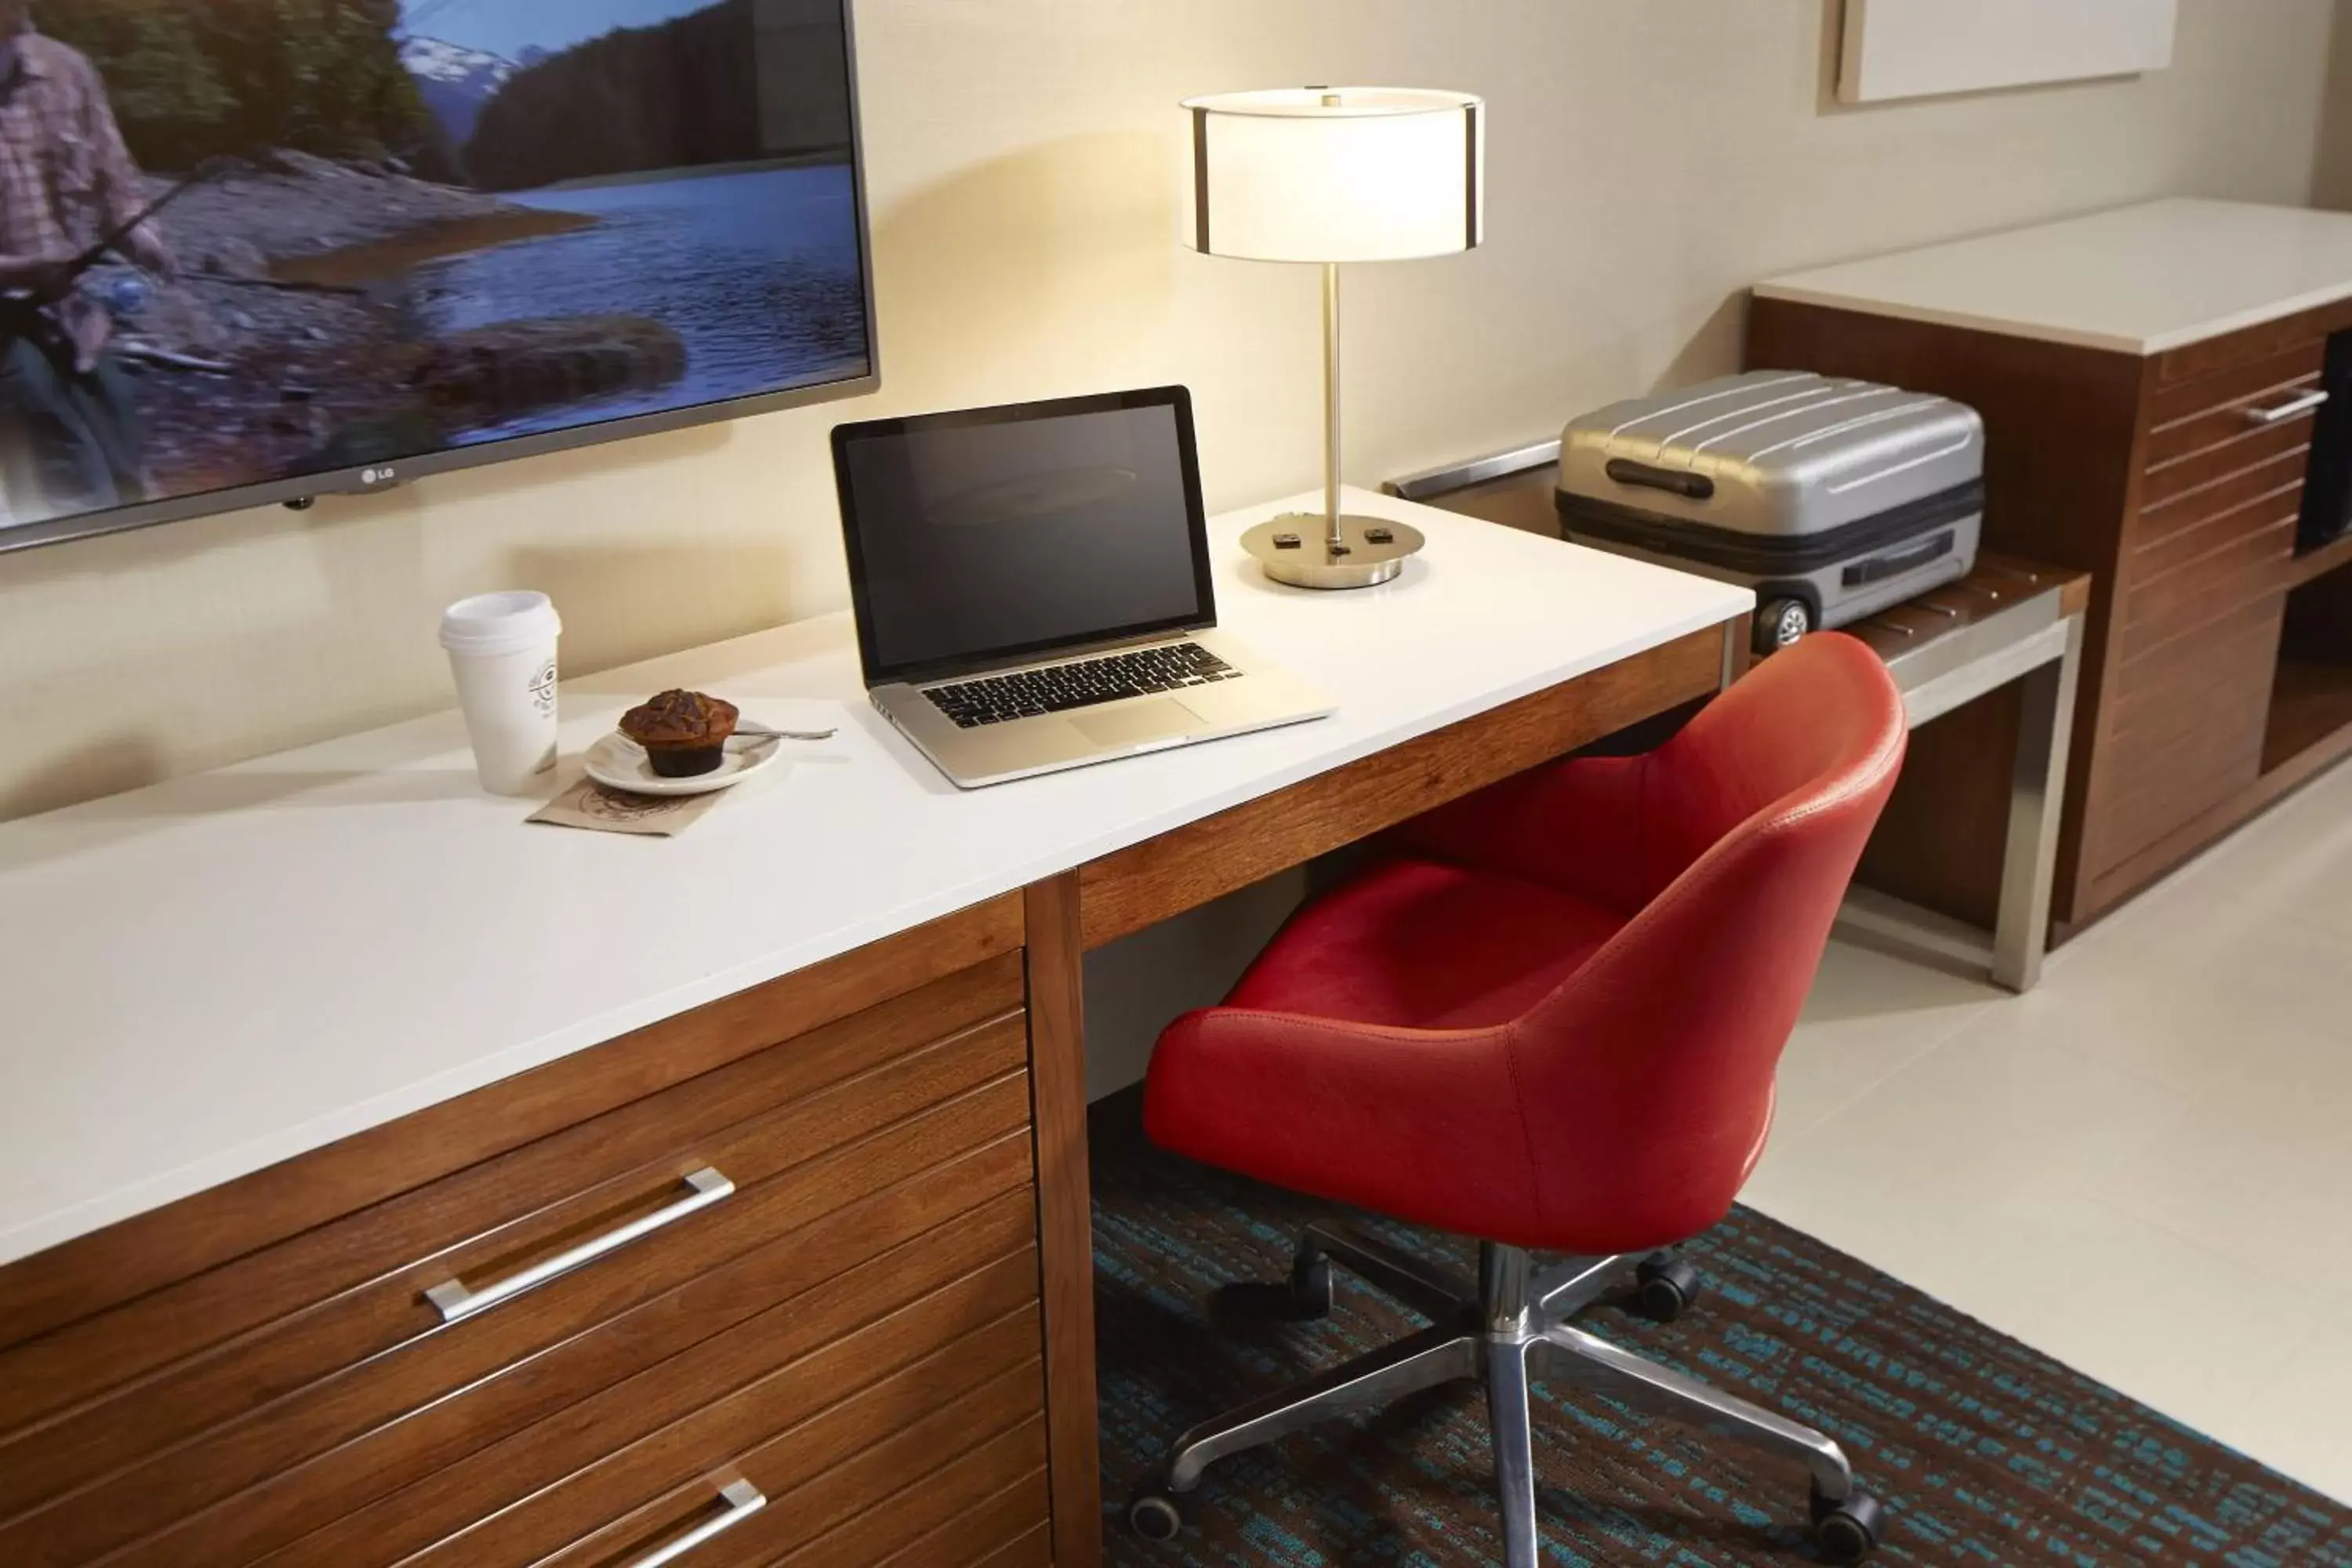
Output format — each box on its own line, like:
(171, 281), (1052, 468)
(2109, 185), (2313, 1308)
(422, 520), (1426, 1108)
(0, 0), (2335, 822)
(2314, 0), (2352, 209)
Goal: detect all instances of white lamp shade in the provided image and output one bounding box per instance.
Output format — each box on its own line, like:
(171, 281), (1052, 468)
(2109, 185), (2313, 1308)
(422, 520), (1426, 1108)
(1183, 86), (1484, 263)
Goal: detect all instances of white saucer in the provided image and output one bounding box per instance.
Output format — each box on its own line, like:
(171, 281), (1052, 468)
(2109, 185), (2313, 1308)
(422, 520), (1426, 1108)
(584, 731), (785, 797)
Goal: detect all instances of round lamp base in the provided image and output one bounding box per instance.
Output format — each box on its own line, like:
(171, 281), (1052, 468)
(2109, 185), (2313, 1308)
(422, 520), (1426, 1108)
(1243, 514), (1425, 590)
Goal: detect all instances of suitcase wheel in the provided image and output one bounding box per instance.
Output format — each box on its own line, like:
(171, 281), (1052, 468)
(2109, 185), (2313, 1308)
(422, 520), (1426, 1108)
(1755, 597), (1813, 655)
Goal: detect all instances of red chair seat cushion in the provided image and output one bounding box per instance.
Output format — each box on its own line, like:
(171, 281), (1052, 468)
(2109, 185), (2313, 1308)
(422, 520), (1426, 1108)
(1145, 858), (1635, 1248)
(1228, 858), (1627, 1031)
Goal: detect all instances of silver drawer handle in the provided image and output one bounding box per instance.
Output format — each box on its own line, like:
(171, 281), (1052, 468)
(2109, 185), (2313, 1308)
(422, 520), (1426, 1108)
(623, 1480), (766, 1568)
(425, 1165), (733, 1324)
(2243, 388), (2329, 425)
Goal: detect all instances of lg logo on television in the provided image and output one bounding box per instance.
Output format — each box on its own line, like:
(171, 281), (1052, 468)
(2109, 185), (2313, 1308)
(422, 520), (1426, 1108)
(361, 466), (397, 487)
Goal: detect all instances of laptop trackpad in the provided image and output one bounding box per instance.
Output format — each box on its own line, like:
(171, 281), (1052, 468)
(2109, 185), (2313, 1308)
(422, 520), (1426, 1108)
(1071, 698), (1203, 747)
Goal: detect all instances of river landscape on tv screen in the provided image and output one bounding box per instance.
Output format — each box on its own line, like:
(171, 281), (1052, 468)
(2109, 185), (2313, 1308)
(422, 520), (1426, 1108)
(0, 0), (869, 538)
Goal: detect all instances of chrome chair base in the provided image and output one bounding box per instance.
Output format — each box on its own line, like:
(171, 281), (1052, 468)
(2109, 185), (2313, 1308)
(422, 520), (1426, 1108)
(1129, 1221), (1886, 1565)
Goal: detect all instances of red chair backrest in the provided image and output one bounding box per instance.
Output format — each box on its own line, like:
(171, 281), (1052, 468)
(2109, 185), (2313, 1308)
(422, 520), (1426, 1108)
(1509, 633), (1907, 1251)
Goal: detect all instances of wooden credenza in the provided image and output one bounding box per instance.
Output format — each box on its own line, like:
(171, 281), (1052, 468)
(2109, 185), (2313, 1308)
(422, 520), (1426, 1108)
(0, 899), (1058, 1568)
(1751, 200), (2352, 931)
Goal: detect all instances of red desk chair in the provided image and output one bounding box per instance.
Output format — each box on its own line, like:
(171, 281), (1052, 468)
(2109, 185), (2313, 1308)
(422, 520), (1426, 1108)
(1131, 632), (1908, 1565)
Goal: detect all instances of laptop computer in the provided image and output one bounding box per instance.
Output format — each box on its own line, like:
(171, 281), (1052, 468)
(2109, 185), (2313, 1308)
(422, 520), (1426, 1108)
(833, 387), (1334, 789)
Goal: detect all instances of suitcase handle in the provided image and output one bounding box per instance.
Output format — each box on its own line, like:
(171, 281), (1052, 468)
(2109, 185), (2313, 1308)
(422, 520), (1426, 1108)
(1605, 459), (1715, 500)
(1842, 529), (1955, 588)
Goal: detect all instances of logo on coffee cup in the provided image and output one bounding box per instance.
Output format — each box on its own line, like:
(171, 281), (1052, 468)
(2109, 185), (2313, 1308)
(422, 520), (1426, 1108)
(529, 659), (558, 716)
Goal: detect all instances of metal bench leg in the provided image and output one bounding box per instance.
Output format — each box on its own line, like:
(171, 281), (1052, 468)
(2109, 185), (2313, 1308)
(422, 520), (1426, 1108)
(1991, 615), (2082, 993)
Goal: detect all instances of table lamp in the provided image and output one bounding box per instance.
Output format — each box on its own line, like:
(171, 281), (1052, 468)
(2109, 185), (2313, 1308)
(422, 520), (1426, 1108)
(1184, 85), (1485, 589)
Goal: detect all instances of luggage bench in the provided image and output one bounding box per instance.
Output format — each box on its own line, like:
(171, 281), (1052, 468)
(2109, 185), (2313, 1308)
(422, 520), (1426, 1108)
(1389, 441), (2089, 993)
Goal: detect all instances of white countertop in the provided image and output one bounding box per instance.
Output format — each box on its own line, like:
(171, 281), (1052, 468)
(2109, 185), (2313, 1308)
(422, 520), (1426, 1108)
(1755, 199), (2352, 356)
(0, 488), (1748, 1267)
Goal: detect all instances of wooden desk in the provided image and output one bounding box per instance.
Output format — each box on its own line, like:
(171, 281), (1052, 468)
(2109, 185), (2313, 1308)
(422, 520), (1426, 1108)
(0, 489), (1745, 1568)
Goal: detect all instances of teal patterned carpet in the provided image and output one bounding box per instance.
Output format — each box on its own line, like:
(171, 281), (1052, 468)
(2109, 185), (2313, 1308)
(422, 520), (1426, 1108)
(1091, 1095), (2352, 1566)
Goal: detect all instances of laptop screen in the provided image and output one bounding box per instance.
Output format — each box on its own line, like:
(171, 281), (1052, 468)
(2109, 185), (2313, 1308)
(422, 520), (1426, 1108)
(833, 388), (1217, 685)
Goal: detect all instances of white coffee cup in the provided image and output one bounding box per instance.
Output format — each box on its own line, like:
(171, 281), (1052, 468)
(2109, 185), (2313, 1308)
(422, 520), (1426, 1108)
(441, 590), (563, 795)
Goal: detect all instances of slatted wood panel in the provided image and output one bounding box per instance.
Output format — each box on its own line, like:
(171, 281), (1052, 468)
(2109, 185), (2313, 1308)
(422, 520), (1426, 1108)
(680, 1352), (1051, 1568)
(390, 1258), (1045, 1566)
(2137, 417), (2310, 521)
(0, 912), (1045, 1568)
(864, 1468), (1059, 1568)
(769, 1417), (1051, 1567)
(971, 1521), (1058, 1568)
(2108, 607), (2285, 754)
(2117, 520), (2293, 665)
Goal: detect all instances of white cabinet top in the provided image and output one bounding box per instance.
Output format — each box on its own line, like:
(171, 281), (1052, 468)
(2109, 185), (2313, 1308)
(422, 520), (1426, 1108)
(0, 488), (1748, 1267)
(1755, 199), (2352, 356)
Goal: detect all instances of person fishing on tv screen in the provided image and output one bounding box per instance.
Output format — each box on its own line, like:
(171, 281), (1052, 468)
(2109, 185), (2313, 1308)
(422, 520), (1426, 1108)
(0, 0), (178, 523)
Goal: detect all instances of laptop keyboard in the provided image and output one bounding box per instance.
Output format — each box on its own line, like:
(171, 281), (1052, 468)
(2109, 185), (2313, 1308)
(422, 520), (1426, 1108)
(925, 642), (1240, 728)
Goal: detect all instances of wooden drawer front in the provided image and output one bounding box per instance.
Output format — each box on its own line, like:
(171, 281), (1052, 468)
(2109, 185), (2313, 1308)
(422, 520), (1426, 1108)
(546, 1333), (1048, 1568)
(489, 1298), (1047, 1568)
(2091, 599), (2285, 878)
(1, 968), (1029, 1567)
(973, 1523), (1058, 1568)
(2138, 415), (2312, 524)
(2109, 598), (2285, 753)
(2122, 468), (2299, 669)
(2143, 339), (2325, 467)
(762, 1421), (1050, 1568)
(2092, 721), (2268, 880)
(268, 1222), (1047, 1566)
(2123, 340), (2314, 672)
(2150, 308), (2337, 390)
(117, 1136), (1038, 1568)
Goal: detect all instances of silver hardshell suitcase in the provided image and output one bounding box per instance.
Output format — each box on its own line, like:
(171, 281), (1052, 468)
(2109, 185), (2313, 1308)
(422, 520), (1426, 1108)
(1557, 370), (1984, 654)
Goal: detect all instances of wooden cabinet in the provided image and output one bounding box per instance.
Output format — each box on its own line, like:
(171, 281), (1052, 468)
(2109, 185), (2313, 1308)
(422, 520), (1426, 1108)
(1749, 292), (2352, 931)
(0, 897), (1060, 1568)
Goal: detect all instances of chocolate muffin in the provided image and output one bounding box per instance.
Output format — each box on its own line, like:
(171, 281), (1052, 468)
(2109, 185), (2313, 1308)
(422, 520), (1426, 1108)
(619, 689), (741, 778)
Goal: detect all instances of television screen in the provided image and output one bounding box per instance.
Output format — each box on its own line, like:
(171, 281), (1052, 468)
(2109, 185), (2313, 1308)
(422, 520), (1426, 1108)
(0, 0), (875, 553)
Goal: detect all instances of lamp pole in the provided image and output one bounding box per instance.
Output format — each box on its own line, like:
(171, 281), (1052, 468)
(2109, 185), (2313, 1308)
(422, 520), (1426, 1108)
(1321, 260), (1344, 553)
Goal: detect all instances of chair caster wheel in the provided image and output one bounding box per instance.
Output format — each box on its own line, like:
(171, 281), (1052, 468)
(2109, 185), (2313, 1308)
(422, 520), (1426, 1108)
(1127, 1485), (1192, 1541)
(1635, 1253), (1704, 1323)
(1286, 1253), (1333, 1319)
(1810, 1486), (1884, 1563)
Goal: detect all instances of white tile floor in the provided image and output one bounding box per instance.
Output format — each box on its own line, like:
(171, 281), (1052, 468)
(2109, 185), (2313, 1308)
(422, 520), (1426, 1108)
(1743, 757), (2352, 1505)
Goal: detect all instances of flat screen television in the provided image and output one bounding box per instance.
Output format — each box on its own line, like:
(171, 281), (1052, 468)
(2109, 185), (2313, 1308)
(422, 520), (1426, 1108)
(0, 0), (877, 554)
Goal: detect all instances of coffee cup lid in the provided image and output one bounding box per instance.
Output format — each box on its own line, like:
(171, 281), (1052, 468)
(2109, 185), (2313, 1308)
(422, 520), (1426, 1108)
(441, 590), (562, 656)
